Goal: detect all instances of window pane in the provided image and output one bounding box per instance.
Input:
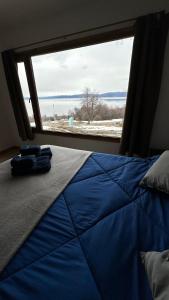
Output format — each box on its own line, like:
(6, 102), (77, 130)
(32, 37), (134, 137)
(17, 62), (35, 127)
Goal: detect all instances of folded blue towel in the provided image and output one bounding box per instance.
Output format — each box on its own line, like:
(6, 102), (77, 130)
(20, 145), (52, 159)
(11, 155), (36, 168)
(20, 145), (41, 156)
(38, 147), (52, 159)
(11, 156), (51, 176)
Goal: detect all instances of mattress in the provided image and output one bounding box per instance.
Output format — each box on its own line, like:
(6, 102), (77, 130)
(1, 152), (169, 300)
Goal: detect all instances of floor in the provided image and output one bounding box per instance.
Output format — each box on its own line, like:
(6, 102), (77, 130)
(0, 147), (19, 163)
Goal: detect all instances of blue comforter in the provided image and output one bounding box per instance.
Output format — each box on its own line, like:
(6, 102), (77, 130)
(1, 152), (169, 300)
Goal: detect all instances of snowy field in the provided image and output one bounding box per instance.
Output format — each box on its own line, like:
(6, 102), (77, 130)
(38, 119), (123, 137)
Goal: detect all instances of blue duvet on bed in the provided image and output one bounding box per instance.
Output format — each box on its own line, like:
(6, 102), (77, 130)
(1, 152), (169, 300)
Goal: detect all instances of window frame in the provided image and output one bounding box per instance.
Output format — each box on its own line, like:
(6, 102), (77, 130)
(15, 25), (135, 142)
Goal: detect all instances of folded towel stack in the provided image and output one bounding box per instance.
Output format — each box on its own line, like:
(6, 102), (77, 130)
(20, 145), (52, 159)
(11, 155), (36, 168)
(11, 145), (52, 176)
(20, 145), (41, 156)
(37, 148), (52, 159)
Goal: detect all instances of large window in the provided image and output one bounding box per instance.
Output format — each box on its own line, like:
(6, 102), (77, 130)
(17, 33), (134, 138)
(17, 62), (35, 126)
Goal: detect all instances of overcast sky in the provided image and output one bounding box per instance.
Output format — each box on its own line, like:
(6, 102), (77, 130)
(18, 37), (134, 97)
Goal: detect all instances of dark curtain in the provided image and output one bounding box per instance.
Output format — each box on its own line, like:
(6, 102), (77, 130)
(120, 12), (169, 157)
(2, 50), (34, 140)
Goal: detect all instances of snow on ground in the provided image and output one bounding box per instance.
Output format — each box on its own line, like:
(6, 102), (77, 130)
(71, 124), (122, 132)
(40, 118), (123, 137)
(60, 119), (123, 124)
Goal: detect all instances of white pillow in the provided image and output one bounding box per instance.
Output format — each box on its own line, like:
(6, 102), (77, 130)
(140, 151), (169, 194)
(141, 250), (169, 299)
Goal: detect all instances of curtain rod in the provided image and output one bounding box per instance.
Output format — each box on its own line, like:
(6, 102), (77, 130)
(14, 17), (135, 51)
(14, 10), (165, 51)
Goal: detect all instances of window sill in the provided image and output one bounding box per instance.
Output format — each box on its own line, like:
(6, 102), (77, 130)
(32, 128), (121, 143)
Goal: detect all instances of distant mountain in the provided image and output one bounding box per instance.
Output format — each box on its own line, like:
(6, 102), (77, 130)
(100, 92), (127, 98)
(39, 92), (127, 99)
(39, 94), (83, 99)
(25, 92), (127, 100)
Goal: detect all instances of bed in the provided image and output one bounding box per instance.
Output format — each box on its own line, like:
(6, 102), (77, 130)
(0, 148), (169, 300)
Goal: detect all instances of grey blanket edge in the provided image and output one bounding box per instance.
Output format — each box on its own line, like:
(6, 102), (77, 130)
(0, 145), (92, 273)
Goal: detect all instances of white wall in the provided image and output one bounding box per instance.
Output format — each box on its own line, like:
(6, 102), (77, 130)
(30, 134), (120, 154)
(1, 0), (167, 50)
(0, 0), (168, 152)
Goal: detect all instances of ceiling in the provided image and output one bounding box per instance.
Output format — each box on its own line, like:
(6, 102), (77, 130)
(0, 0), (167, 50)
(0, 0), (89, 30)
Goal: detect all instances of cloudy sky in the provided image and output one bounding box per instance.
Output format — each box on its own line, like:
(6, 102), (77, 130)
(18, 37), (134, 97)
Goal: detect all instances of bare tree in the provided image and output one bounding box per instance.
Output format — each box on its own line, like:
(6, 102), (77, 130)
(73, 88), (126, 122)
(81, 88), (99, 124)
